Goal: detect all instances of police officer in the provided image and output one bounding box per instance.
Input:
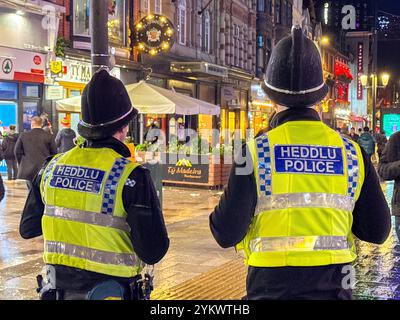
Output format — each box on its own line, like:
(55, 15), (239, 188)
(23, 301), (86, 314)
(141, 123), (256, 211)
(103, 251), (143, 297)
(20, 70), (169, 300)
(209, 26), (391, 300)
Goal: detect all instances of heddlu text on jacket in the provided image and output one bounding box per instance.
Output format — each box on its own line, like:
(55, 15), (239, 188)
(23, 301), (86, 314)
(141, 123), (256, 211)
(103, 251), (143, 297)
(274, 145), (344, 175)
(49, 165), (106, 194)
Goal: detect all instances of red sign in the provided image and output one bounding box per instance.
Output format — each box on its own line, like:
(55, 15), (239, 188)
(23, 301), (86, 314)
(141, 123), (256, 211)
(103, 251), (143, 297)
(33, 55), (42, 65)
(357, 42), (363, 100)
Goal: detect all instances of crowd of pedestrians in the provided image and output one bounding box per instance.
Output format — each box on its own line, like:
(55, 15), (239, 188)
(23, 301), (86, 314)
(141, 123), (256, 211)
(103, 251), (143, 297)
(0, 114), (78, 198)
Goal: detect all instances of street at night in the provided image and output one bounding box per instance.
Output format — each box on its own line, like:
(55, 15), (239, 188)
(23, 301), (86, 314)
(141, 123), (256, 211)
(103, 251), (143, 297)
(1, 0), (400, 312)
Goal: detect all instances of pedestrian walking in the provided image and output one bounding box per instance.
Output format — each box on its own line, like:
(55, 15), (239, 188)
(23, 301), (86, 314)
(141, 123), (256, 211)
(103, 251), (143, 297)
(375, 130), (388, 161)
(55, 117), (76, 153)
(19, 70), (169, 300)
(1, 125), (18, 180)
(340, 124), (352, 140)
(41, 113), (53, 135)
(209, 26), (391, 300)
(349, 127), (359, 142)
(1, 125), (19, 180)
(358, 127), (376, 159)
(14, 117), (57, 190)
(378, 132), (400, 241)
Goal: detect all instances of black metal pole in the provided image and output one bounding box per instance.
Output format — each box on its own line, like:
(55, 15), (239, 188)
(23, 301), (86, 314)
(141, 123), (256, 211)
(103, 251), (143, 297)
(372, 0), (378, 130)
(90, 0), (109, 74)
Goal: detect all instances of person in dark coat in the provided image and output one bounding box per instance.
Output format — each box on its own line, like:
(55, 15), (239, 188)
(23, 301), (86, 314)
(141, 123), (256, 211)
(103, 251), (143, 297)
(358, 127), (376, 159)
(14, 116), (57, 189)
(378, 131), (400, 241)
(2, 125), (19, 180)
(349, 127), (359, 142)
(0, 175), (4, 202)
(375, 130), (388, 161)
(55, 117), (76, 153)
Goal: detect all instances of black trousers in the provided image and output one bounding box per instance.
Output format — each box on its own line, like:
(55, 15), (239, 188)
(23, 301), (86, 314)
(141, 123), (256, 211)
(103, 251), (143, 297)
(5, 159), (18, 180)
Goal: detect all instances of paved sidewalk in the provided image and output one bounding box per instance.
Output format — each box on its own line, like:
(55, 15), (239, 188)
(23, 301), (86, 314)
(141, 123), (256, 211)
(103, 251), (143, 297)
(0, 180), (399, 300)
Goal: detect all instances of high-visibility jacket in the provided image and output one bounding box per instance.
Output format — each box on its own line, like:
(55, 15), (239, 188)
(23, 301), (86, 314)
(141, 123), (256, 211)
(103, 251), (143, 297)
(40, 146), (144, 278)
(237, 121), (365, 267)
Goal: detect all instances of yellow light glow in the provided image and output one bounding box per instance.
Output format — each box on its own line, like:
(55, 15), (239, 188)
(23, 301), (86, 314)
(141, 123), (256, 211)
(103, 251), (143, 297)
(160, 16), (166, 23)
(162, 42), (170, 50)
(321, 36), (330, 45)
(147, 14), (154, 20)
(360, 74), (368, 86)
(381, 73), (390, 86)
(150, 49), (157, 55)
(166, 28), (173, 36)
(138, 43), (145, 50)
(136, 23), (143, 30)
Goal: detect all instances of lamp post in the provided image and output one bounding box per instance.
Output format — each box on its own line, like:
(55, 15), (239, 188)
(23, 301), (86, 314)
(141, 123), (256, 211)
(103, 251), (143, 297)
(360, 73), (390, 130)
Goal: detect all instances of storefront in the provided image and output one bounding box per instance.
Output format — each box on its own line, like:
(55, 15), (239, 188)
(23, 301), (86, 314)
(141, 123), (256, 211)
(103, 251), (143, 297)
(220, 84), (249, 143)
(0, 47), (46, 133)
(249, 81), (274, 137)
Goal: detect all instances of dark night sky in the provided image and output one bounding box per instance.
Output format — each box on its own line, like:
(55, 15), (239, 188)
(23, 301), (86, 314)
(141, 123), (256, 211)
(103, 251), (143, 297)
(378, 0), (400, 81)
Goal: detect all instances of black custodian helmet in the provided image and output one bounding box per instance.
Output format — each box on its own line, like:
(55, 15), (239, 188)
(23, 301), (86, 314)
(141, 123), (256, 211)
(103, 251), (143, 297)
(78, 69), (138, 140)
(262, 25), (328, 108)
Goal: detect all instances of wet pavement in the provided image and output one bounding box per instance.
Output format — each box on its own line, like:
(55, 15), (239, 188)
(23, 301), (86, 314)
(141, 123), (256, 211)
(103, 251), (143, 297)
(0, 179), (399, 300)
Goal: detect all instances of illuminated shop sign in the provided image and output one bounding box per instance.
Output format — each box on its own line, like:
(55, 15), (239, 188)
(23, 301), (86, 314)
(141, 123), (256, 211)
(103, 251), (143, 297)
(357, 42), (363, 100)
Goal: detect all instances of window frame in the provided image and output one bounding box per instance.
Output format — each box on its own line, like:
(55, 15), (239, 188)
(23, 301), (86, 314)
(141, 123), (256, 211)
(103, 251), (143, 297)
(178, 0), (187, 45)
(154, 0), (162, 14)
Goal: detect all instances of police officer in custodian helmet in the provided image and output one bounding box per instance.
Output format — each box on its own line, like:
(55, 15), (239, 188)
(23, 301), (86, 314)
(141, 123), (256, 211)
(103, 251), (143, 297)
(20, 70), (169, 300)
(210, 26), (391, 299)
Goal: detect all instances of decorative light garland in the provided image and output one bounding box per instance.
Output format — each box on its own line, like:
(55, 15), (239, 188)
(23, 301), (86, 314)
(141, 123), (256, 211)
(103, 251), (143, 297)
(134, 14), (175, 56)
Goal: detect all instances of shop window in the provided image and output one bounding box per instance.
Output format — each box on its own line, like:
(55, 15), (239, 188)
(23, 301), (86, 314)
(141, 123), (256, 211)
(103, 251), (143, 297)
(22, 83), (40, 98)
(178, 0), (187, 45)
(22, 101), (38, 131)
(0, 101), (18, 131)
(0, 82), (18, 100)
(73, 0), (126, 44)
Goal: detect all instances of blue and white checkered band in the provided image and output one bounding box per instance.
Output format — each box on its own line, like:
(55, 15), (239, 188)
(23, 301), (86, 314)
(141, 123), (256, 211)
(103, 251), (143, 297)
(43, 154), (63, 186)
(256, 134), (272, 196)
(342, 137), (359, 198)
(101, 158), (130, 215)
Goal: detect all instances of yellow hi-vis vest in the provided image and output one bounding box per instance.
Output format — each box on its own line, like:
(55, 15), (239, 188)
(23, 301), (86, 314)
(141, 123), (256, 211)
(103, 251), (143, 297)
(40, 146), (143, 278)
(237, 121), (365, 267)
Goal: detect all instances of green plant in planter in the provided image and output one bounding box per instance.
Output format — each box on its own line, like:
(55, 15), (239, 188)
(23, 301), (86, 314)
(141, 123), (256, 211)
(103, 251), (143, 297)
(55, 37), (71, 58)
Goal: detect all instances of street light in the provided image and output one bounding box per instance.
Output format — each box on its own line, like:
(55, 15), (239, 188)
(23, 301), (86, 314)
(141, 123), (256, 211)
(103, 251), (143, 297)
(321, 36), (330, 45)
(382, 73), (390, 87)
(360, 73), (391, 130)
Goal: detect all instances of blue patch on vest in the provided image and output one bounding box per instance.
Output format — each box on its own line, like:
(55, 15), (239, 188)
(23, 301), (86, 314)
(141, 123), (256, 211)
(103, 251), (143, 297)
(49, 165), (106, 194)
(274, 145), (344, 175)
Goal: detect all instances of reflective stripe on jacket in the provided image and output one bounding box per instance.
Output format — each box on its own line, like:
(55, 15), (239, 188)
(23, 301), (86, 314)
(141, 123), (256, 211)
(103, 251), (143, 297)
(236, 121), (365, 267)
(41, 146), (143, 277)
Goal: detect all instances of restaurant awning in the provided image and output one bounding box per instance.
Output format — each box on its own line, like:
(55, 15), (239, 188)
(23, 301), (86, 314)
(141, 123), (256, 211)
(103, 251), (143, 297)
(56, 80), (220, 116)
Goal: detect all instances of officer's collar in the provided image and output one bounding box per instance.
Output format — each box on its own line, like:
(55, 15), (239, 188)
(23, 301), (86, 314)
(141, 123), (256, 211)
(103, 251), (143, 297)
(85, 137), (131, 158)
(270, 108), (321, 129)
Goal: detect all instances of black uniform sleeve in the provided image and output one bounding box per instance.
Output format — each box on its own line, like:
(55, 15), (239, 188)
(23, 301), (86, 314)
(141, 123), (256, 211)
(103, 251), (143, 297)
(209, 144), (257, 248)
(19, 162), (49, 239)
(123, 166), (169, 265)
(351, 148), (391, 244)
(14, 134), (24, 164)
(0, 175), (4, 203)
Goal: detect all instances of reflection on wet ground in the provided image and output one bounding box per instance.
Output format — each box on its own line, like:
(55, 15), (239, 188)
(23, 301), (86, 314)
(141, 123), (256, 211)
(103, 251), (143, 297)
(0, 179), (399, 300)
